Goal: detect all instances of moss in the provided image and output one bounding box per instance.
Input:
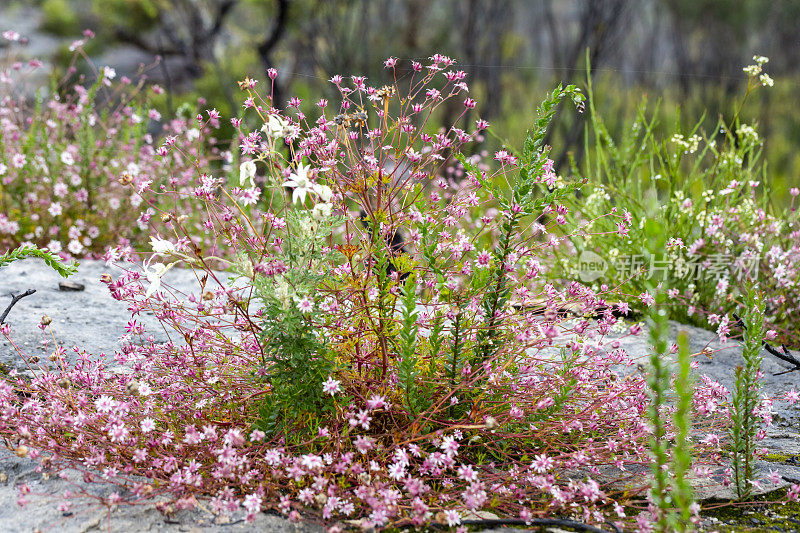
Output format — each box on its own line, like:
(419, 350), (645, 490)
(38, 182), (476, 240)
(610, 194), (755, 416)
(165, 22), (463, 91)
(701, 488), (800, 532)
(762, 452), (796, 463)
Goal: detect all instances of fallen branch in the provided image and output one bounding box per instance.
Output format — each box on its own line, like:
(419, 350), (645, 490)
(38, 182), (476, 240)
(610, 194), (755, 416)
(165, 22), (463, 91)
(0, 289), (35, 325)
(733, 313), (800, 375)
(433, 517), (619, 533)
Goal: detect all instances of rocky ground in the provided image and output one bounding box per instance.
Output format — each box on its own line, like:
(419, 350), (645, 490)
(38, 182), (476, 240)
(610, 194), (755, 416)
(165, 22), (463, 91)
(1, 258), (799, 532)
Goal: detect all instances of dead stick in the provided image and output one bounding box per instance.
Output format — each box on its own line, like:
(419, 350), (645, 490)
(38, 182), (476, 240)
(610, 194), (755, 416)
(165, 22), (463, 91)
(0, 289), (36, 324)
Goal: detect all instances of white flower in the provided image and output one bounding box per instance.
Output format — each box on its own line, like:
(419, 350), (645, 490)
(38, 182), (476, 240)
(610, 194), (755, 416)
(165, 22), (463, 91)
(314, 184), (333, 203)
(47, 240), (62, 254)
(103, 66), (116, 80)
(261, 114), (290, 139)
(67, 239), (83, 255)
(60, 151), (74, 166)
(140, 418), (156, 432)
(149, 236), (175, 256)
(444, 510), (461, 527)
(143, 259), (177, 298)
(759, 73), (774, 87)
(312, 202), (332, 220)
(283, 163), (314, 204)
(239, 160), (257, 188)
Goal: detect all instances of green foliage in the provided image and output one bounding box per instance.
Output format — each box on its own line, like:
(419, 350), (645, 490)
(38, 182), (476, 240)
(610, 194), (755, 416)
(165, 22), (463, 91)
(730, 282), (766, 500)
(460, 84), (585, 369)
(646, 303), (672, 533)
(643, 214), (696, 531)
(40, 0), (81, 36)
(549, 57), (800, 346)
(397, 277), (428, 414)
(255, 305), (336, 436)
(0, 244), (78, 278)
(247, 210), (341, 435)
(672, 331), (696, 530)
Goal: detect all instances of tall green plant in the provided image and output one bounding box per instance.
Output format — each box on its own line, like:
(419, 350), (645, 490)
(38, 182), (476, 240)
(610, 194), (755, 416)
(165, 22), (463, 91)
(730, 282), (765, 500)
(643, 213), (696, 531)
(672, 331), (696, 530)
(458, 84), (585, 370)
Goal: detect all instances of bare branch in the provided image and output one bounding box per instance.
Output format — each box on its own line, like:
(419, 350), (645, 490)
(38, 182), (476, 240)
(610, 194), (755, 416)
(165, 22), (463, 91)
(0, 289), (36, 325)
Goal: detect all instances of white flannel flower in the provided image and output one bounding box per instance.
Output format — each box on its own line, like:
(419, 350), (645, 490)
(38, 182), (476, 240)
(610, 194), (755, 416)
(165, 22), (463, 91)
(239, 160), (257, 188)
(143, 259), (177, 298)
(314, 184), (333, 203)
(283, 163), (313, 204)
(261, 114), (290, 139)
(312, 203), (332, 220)
(149, 236), (176, 257)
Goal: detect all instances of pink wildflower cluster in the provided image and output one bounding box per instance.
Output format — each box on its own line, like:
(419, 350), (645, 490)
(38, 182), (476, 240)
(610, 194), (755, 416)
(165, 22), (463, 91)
(0, 52), (736, 530)
(0, 34), (216, 259)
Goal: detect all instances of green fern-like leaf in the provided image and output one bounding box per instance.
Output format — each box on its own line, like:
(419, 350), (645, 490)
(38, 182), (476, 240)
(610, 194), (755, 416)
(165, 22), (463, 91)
(0, 244), (78, 278)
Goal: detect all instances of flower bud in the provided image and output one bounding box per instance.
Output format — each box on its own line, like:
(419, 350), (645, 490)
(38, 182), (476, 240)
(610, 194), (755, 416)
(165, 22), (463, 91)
(100, 273), (112, 284)
(484, 416), (498, 430)
(40, 315), (52, 326)
(118, 173), (133, 186)
(14, 445), (28, 458)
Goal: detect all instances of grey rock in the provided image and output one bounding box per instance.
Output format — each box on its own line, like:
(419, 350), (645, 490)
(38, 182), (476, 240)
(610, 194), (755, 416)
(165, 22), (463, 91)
(58, 280), (86, 292)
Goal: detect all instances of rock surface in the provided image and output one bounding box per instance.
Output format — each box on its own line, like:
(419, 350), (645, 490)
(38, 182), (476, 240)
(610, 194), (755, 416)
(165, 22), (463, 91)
(1, 258), (799, 531)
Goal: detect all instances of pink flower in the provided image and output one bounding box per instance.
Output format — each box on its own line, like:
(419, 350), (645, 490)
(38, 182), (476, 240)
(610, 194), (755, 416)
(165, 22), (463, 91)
(494, 150), (517, 165)
(140, 418), (156, 432)
(366, 395), (386, 410)
(297, 296), (314, 313)
(322, 377), (341, 396)
(476, 250), (492, 268)
(639, 291), (655, 306)
(531, 454), (554, 473)
(94, 395), (117, 413)
(444, 510), (461, 527)
(354, 435), (374, 454)
(243, 493), (262, 515)
(786, 389), (799, 404)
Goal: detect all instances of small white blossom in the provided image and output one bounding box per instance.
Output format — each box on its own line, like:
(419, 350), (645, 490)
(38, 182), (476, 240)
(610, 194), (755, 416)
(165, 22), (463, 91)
(149, 236), (175, 256)
(283, 163), (313, 204)
(261, 114), (290, 139)
(239, 160), (257, 188)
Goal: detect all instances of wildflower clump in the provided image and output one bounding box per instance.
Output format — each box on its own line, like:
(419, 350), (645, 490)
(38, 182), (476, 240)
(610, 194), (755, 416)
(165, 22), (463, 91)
(0, 32), (216, 259)
(556, 54), (800, 347)
(0, 55), (732, 530)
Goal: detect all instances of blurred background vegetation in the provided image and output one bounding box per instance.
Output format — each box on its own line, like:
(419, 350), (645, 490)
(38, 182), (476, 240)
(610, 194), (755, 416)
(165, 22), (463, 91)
(3, 0), (799, 200)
